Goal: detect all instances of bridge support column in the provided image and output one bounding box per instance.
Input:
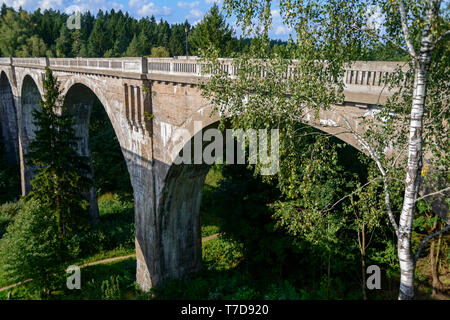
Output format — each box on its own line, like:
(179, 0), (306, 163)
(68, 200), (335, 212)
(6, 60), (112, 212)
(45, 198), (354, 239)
(132, 156), (208, 292)
(0, 73), (19, 165)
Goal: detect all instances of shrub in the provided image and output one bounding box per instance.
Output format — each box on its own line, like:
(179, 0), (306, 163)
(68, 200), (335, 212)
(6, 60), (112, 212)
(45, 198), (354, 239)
(0, 200), (23, 238)
(263, 281), (300, 300)
(0, 199), (68, 296)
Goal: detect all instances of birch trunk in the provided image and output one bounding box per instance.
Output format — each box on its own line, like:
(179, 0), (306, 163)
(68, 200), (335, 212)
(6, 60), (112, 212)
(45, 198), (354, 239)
(397, 0), (438, 300)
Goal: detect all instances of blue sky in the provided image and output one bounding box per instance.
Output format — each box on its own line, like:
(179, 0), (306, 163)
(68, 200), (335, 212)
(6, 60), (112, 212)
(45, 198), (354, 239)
(1, 0), (293, 40)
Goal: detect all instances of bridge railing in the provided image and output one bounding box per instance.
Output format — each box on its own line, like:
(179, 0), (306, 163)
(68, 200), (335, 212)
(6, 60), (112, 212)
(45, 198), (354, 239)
(48, 57), (146, 73)
(0, 57), (408, 91)
(146, 58), (407, 88)
(147, 57), (238, 77)
(11, 57), (48, 67)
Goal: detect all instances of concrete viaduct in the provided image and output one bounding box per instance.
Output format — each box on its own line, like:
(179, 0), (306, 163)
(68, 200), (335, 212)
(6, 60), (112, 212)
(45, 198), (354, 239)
(0, 57), (423, 291)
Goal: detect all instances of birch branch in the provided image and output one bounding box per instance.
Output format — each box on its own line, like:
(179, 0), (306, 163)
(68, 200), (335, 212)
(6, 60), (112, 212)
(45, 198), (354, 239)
(399, 1), (418, 59)
(414, 223), (450, 262)
(322, 177), (383, 213)
(415, 186), (450, 202)
(329, 110), (400, 236)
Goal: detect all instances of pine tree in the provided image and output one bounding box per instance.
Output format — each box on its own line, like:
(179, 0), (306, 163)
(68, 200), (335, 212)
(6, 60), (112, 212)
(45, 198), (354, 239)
(26, 67), (92, 238)
(189, 4), (233, 57)
(55, 24), (72, 57)
(125, 34), (141, 57)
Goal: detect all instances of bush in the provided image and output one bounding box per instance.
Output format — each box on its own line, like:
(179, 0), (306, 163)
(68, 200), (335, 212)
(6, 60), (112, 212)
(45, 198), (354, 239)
(263, 281), (300, 300)
(149, 46), (169, 57)
(68, 198), (135, 257)
(0, 199), (69, 296)
(0, 200), (23, 238)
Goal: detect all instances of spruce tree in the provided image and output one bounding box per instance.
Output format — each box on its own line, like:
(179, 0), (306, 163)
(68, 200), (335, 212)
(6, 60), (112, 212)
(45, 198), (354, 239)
(125, 34), (141, 57)
(26, 67), (92, 238)
(189, 4), (234, 57)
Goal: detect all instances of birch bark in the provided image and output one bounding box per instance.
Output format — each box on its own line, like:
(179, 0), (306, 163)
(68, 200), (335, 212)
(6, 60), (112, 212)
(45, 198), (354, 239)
(397, 0), (439, 300)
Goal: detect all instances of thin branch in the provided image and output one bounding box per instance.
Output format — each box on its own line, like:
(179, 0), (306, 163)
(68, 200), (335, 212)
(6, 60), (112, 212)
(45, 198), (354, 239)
(415, 187), (450, 202)
(322, 177), (382, 213)
(431, 29), (450, 50)
(330, 109), (400, 236)
(414, 223), (450, 262)
(399, 1), (418, 59)
(349, 25), (411, 56)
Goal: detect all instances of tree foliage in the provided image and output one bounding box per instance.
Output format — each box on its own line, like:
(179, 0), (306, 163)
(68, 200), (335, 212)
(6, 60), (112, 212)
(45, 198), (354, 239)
(189, 4), (234, 57)
(0, 199), (68, 296)
(26, 67), (92, 237)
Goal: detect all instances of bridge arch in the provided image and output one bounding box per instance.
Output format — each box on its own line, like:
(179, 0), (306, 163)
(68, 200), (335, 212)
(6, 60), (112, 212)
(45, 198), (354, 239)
(149, 102), (369, 287)
(62, 81), (134, 222)
(60, 76), (124, 141)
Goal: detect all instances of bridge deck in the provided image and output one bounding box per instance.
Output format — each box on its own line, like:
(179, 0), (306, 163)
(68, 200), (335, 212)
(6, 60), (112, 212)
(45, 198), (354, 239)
(0, 57), (407, 105)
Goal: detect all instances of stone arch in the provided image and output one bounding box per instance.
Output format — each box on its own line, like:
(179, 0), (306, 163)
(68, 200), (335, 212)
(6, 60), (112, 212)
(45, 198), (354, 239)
(62, 81), (134, 223)
(20, 74), (42, 194)
(63, 83), (102, 222)
(153, 105), (367, 286)
(60, 76), (125, 147)
(0, 71), (19, 165)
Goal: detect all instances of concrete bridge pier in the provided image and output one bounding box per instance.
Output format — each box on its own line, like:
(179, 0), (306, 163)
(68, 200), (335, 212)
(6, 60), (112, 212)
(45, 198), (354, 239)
(0, 72), (19, 165)
(131, 132), (210, 292)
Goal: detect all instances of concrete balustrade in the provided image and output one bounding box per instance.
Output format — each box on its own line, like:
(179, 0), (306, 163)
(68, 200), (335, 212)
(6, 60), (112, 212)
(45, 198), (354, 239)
(0, 57), (409, 105)
(0, 56), (406, 87)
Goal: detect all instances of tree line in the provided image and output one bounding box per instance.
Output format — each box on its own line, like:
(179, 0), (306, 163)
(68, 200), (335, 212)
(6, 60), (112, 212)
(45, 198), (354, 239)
(0, 4), (289, 58)
(0, 4), (406, 60)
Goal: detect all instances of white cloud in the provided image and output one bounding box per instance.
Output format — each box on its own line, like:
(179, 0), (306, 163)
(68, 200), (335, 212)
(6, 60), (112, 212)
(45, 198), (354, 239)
(177, 1), (199, 8)
(366, 5), (384, 31)
(128, 0), (172, 17)
(274, 25), (292, 36)
(139, 3), (171, 16)
(39, 0), (62, 10)
(205, 0), (221, 4)
(192, 18), (202, 26)
(3, 0), (33, 10)
(186, 8), (202, 20)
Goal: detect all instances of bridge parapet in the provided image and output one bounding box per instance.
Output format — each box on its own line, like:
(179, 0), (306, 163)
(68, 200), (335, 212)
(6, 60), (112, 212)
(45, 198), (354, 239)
(48, 57), (147, 73)
(0, 57), (408, 104)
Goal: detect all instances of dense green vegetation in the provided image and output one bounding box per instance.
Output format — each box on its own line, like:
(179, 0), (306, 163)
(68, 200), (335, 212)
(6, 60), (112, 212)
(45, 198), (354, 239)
(89, 98), (133, 198)
(1, 163), (446, 300)
(0, 135), (20, 204)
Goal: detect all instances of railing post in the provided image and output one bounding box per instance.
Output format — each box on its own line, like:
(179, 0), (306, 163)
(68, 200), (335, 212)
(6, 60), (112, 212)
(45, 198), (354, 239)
(141, 57), (148, 74)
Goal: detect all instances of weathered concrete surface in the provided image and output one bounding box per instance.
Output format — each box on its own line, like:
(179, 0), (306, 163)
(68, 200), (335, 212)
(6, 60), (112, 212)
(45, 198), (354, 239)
(0, 57), (446, 292)
(0, 72), (19, 165)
